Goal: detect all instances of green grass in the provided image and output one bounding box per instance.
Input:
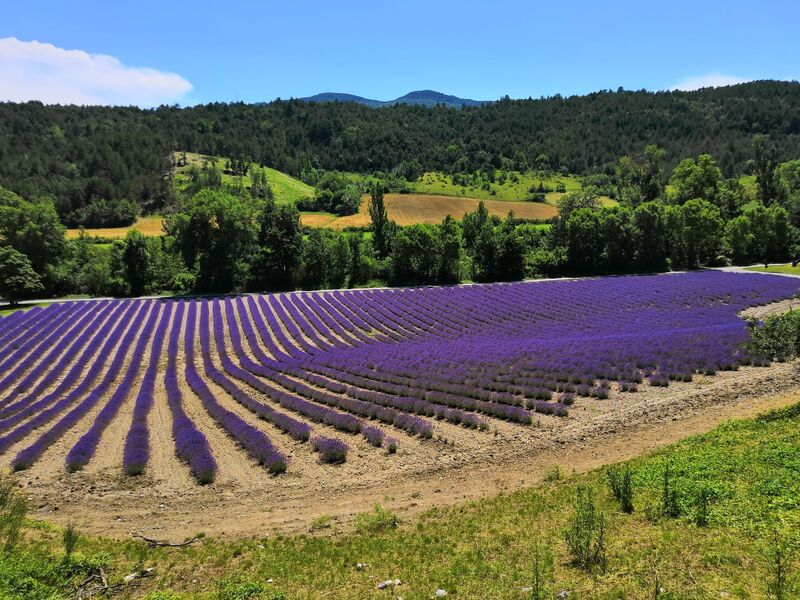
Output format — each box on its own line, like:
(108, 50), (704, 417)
(0, 302), (48, 317)
(4, 402), (799, 598)
(409, 170), (580, 202)
(173, 152), (314, 204)
(739, 174), (758, 195)
(406, 171), (617, 208)
(746, 263), (800, 275)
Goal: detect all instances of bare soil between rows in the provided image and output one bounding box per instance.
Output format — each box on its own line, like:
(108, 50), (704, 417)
(15, 359), (800, 541)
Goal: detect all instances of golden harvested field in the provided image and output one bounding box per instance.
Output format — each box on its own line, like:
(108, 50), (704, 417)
(66, 216), (164, 239)
(326, 194), (557, 229)
(68, 196), (556, 237)
(299, 211), (338, 227)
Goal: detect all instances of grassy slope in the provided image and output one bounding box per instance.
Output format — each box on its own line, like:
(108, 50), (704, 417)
(747, 264), (800, 275)
(4, 403), (798, 599)
(0, 302), (48, 317)
(172, 152), (315, 204)
(65, 154), (316, 239)
(407, 171), (617, 207)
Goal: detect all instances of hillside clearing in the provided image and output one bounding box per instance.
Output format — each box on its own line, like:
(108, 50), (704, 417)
(324, 193), (557, 228)
(408, 170), (617, 207)
(65, 216), (164, 239)
(172, 152), (315, 204)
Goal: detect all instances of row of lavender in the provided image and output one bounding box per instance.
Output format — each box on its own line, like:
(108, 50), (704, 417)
(0, 271), (797, 484)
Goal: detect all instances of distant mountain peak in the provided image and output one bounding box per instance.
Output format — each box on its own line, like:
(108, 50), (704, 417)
(300, 90), (487, 108)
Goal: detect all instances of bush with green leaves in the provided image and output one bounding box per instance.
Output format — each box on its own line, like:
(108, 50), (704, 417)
(607, 465), (634, 513)
(563, 487), (607, 572)
(62, 524), (79, 559)
(354, 504), (398, 534)
(0, 477), (28, 553)
(530, 537), (554, 599)
(747, 309), (800, 360)
(660, 462), (681, 519)
(0, 246), (43, 305)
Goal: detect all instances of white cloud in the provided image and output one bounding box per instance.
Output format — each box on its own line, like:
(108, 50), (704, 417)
(0, 37), (192, 106)
(670, 73), (750, 92)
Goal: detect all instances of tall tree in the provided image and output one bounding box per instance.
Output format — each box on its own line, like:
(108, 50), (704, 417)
(122, 230), (151, 296)
(0, 246), (43, 305)
(679, 199), (724, 268)
(391, 225), (443, 285)
(438, 216), (462, 283)
(0, 187), (66, 284)
(565, 208), (604, 274)
(329, 234), (351, 288)
(669, 154), (723, 205)
(165, 189), (258, 292)
(600, 206), (636, 271)
(616, 145), (665, 206)
(724, 216), (753, 264)
(495, 212), (525, 281)
(369, 182), (392, 259)
(301, 229), (332, 289)
(253, 198), (303, 290)
(752, 136), (782, 206)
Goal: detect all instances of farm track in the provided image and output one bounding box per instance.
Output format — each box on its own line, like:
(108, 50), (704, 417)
(1, 271), (800, 538)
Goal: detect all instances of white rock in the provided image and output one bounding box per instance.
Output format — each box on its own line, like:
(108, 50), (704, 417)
(435, 590), (448, 597)
(123, 573), (138, 584)
(377, 580), (394, 590)
(394, 579), (402, 585)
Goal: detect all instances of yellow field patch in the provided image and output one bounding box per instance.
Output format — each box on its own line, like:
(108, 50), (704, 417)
(324, 194), (557, 229)
(66, 216), (164, 239)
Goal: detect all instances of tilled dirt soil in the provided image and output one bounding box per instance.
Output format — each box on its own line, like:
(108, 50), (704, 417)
(13, 359), (799, 541)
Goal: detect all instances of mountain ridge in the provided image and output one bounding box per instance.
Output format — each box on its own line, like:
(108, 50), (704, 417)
(301, 89), (487, 108)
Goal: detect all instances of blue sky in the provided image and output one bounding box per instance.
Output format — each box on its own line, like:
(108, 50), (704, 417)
(2, 0), (799, 106)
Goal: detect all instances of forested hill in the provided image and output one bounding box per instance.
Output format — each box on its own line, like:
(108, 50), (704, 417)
(1, 80), (799, 219)
(301, 89), (486, 108)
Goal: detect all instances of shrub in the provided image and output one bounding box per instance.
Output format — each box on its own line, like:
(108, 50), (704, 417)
(354, 504), (398, 534)
(564, 487), (607, 572)
(762, 529), (798, 600)
(607, 465), (634, 513)
(0, 477), (28, 553)
(530, 537), (554, 599)
(661, 463), (681, 518)
(542, 465), (562, 483)
(62, 523), (80, 559)
(747, 310), (800, 360)
(216, 575), (267, 600)
(693, 486), (714, 527)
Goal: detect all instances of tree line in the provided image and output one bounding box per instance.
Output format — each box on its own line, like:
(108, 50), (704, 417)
(1, 80), (800, 225)
(1, 140), (799, 304)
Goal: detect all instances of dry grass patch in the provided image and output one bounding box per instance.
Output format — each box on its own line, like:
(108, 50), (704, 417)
(321, 194), (557, 229)
(66, 216), (164, 239)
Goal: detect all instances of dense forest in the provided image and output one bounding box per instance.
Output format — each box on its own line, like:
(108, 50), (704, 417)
(1, 81), (799, 223)
(2, 135), (800, 304)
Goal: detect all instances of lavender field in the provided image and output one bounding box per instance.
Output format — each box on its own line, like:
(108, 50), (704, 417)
(0, 271), (797, 484)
